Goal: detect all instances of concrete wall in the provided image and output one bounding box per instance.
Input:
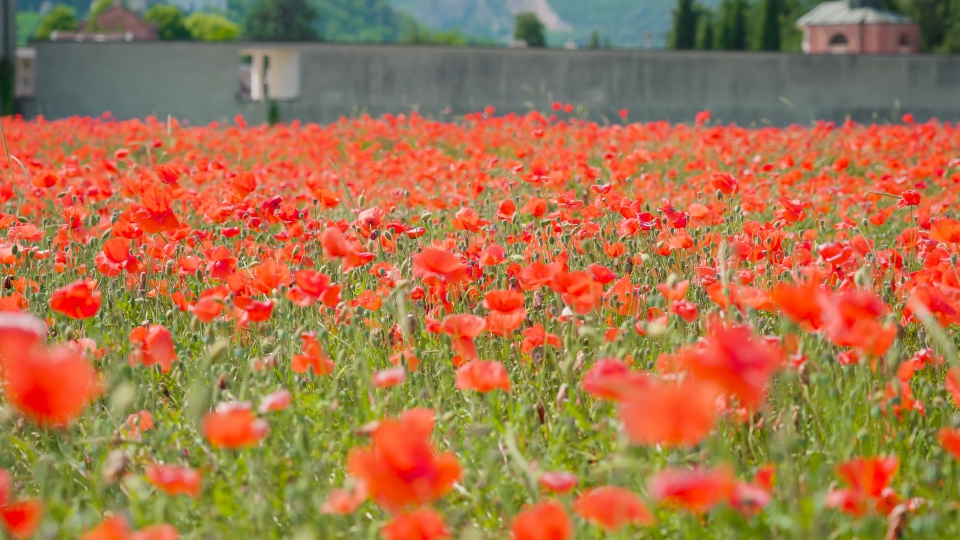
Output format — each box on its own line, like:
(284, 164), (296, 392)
(22, 41), (960, 126)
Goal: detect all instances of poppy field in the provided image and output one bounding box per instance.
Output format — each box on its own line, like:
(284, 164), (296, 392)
(1, 109), (960, 539)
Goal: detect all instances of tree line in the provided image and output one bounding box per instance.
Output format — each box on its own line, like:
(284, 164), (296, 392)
(671, 0), (960, 52)
(28, 0), (501, 44)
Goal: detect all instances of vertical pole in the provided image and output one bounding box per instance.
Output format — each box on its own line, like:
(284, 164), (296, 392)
(0, 0), (15, 116)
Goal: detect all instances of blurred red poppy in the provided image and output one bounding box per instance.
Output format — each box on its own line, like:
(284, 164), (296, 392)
(510, 500), (572, 540)
(50, 279), (101, 319)
(573, 486), (654, 530)
(202, 402), (268, 449)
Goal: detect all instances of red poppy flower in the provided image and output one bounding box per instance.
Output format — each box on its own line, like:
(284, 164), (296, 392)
(825, 456), (899, 517)
(287, 270), (340, 308)
(455, 360), (510, 393)
(291, 332), (335, 376)
(947, 367), (960, 406)
(81, 515), (132, 540)
(320, 481), (368, 515)
(819, 290), (897, 357)
(573, 486), (654, 530)
(95, 238), (141, 277)
(538, 471), (578, 494)
(930, 217), (960, 243)
(649, 466), (735, 514)
(373, 366), (407, 388)
(82, 516), (179, 540)
(682, 319), (782, 408)
(520, 324), (561, 355)
(50, 279), (101, 319)
(202, 401), (268, 449)
(581, 358), (650, 401)
(347, 408), (461, 512)
(939, 428), (960, 459)
(0, 312), (46, 365)
(188, 296), (223, 323)
(0, 499), (43, 539)
(2, 344), (102, 427)
(132, 185), (181, 234)
(146, 465), (201, 498)
(440, 314), (486, 360)
(258, 390), (292, 413)
(510, 500), (572, 540)
(518, 262), (560, 290)
(234, 297), (273, 323)
(412, 249), (468, 287)
(618, 376), (719, 447)
(381, 508), (449, 540)
(128, 324), (177, 373)
(483, 289), (527, 336)
(31, 170), (59, 188)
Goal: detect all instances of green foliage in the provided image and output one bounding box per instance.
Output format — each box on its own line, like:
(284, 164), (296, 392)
(34, 4), (78, 40)
(904, 0), (958, 51)
(16, 11), (43, 46)
(514, 12), (546, 47)
(697, 9), (716, 49)
(314, 0), (406, 43)
(943, 12), (960, 51)
(588, 30), (601, 48)
(399, 24), (467, 45)
(758, 0), (781, 50)
(243, 0), (321, 41)
(268, 100), (280, 125)
(145, 4), (192, 41)
(186, 13), (240, 42)
(86, 0), (125, 32)
(717, 0), (748, 50)
(671, 0), (700, 49)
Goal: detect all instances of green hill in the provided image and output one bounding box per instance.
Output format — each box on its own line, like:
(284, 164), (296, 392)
(386, 0), (723, 47)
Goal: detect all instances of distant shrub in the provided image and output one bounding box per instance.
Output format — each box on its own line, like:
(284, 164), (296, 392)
(34, 5), (78, 40)
(145, 4), (192, 41)
(186, 12), (240, 42)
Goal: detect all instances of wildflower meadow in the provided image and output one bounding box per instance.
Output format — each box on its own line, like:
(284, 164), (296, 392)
(1, 109), (959, 539)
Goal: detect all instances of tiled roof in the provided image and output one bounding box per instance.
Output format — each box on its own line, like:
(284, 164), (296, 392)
(797, 1), (915, 26)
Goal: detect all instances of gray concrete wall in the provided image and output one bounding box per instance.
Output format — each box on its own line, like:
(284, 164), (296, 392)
(22, 42), (960, 126)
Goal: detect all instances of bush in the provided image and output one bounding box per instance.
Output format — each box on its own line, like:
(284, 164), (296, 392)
(186, 12), (240, 42)
(34, 5), (78, 40)
(145, 5), (192, 41)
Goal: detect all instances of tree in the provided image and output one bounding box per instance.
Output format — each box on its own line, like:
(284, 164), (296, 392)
(243, 0), (320, 41)
(942, 16), (960, 51)
(588, 30), (600, 49)
(514, 12), (546, 47)
(86, 0), (124, 32)
(186, 13), (240, 41)
(671, 0), (699, 49)
(697, 9), (715, 49)
(144, 4), (192, 40)
(758, 0), (781, 50)
(34, 4), (78, 40)
(717, 0), (748, 50)
(904, 0), (956, 51)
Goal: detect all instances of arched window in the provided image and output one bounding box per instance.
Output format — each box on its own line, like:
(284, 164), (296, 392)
(828, 33), (849, 54)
